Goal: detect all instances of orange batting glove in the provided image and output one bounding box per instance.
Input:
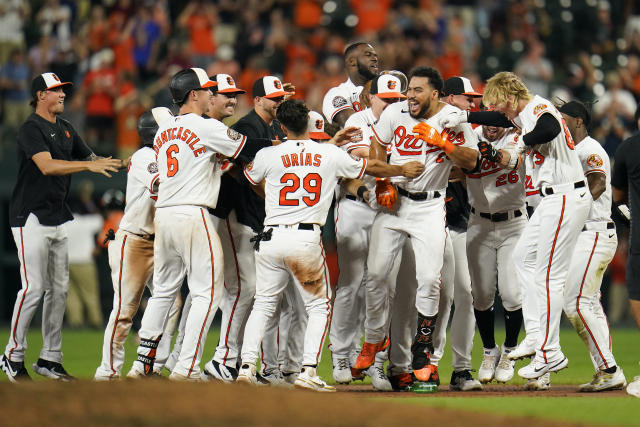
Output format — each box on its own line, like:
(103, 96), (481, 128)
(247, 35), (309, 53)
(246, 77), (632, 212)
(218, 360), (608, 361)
(412, 122), (455, 155)
(376, 178), (397, 211)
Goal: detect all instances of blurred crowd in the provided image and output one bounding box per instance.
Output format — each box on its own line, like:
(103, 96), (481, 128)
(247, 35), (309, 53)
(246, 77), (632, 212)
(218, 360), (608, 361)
(0, 0), (639, 326)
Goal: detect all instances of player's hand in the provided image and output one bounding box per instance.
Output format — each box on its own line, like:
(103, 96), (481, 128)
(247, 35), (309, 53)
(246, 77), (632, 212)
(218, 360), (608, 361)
(400, 161), (424, 178)
(330, 126), (363, 147)
(437, 109), (467, 128)
(477, 140), (503, 164)
(283, 82), (296, 99)
(119, 156), (132, 170)
(412, 122), (445, 148)
(88, 157), (122, 177)
(375, 178), (397, 211)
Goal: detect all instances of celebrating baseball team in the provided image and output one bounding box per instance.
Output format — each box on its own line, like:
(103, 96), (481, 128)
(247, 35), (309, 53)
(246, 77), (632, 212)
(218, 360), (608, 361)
(2, 41), (639, 398)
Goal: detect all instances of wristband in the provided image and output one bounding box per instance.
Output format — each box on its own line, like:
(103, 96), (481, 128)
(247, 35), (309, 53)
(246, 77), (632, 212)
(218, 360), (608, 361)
(357, 185), (368, 199)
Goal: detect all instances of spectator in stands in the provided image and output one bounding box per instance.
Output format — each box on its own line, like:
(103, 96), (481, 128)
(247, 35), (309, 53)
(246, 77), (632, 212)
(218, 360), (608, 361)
(83, 48), (118, 155)
(0, 49), (31, 133)
(514, 38), (553, 98)
(0, 0), (29, 64)
(36, 0), (73, 52)
(178, 0), (218, 68)
(131, 6), (162, 82)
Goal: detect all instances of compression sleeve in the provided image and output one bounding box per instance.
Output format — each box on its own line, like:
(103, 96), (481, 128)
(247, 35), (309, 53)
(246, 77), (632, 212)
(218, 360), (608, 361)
(522, 113), (561, 146)
(467, 111), (513, 128)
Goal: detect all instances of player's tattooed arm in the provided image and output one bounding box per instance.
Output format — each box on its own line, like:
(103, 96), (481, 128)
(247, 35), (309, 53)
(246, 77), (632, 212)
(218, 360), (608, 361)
(586, 172), (606, 200)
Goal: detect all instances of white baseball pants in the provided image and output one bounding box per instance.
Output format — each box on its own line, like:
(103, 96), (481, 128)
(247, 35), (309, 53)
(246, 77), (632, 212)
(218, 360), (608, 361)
(95, 230), (181, 379)
(6, 213), (68, 363)
(241, 226), (331, 368)
(564, 229), (617, 370)
(135, 206), (224, 378)
(365, 196), (446, 343)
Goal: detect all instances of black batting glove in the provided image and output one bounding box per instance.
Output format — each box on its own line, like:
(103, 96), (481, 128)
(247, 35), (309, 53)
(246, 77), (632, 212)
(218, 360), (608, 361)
(477, 140), (503, 164)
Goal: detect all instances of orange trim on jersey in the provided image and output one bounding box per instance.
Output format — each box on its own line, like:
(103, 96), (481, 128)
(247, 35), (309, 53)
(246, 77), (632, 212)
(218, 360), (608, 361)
(371, 125), (390, 146)
(540, 195), (566, 363)
(221, 217), (242, 365)
(231, 135), (247, 159)
(109, 234), (128, 377)
(356, 159), (367, 180)
(576, 232), (609, 368)
(584, 169), (605, 176)
(188, 208), (216, 377)
(467, 168), (502, 179)
(316, 243), (332, 365)
(8, 227), (30, 360)
(330, 105), (353, 120)
(244, 169), (259, 186)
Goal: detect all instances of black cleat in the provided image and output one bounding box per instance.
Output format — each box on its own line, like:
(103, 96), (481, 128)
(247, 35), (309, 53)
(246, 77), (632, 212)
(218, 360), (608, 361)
(1, 354), (31, 383)
(33, 358), (76, 381)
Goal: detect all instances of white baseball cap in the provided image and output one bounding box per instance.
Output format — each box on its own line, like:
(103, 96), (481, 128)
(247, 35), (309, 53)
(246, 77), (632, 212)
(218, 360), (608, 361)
(211, 73), (246, 94)
(252, 76), (293, 99)
(308, 111), (331, 140)
(370, 74), (406, 99)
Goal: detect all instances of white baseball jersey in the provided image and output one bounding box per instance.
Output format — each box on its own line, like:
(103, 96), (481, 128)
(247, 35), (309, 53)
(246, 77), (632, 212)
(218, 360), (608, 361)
(322, 78), (363, 124)
(118, 146), (159, 236)
(372, 101), (477, 192)
(523, 152), (542, 209)
(576, 136), (612, 224)
(153, 113), (246, 209)
(516, 95), (584, 188)
(342, 107), (378, 191)
(244, 139), (366, 226)
(466, 127), (525, 213)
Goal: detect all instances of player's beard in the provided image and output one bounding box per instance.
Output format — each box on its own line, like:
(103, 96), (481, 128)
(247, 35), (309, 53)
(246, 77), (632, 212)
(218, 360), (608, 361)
(357, 59), (377, 81)
(409, 98), (430, 119)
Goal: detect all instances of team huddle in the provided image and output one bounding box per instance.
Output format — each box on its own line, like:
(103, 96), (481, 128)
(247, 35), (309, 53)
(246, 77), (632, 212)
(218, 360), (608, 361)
(0, 42), (630, 394)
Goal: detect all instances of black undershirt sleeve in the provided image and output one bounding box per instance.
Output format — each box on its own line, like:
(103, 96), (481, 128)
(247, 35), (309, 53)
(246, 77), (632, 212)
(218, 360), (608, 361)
(467, 111), (513, 128)
(521, 113), (561, 146)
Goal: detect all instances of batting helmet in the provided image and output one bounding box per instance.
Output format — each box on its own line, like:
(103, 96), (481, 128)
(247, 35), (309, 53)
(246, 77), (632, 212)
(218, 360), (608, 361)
(169, 67), (217, 105)
(137, 107), (173, 147)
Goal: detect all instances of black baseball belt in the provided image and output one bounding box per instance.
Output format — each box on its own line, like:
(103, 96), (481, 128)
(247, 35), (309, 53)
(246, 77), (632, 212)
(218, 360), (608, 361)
(471, 206), (523, 222)
(397, 187), (441, 201)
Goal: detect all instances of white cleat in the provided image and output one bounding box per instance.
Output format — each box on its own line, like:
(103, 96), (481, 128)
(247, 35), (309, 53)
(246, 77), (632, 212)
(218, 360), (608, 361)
(237, 363), (260, 386)
(169, 371), (202, 382)
(627, 376), (640, 398)
(524, 372), (550, 391)
(494, 346), (516, 383)
(518, 355), (568, 379)
(260, 368), (293, 388)
(126, 362), (149, 379)
(478, 346), (500, 383)
(332, 358), (352, 384)
(508, 339), (536, 360)
(282, 371), (299, 385)
(367, 365), (393, 391)
(579, 367), (627, 392)
(294, 366), (336, 392)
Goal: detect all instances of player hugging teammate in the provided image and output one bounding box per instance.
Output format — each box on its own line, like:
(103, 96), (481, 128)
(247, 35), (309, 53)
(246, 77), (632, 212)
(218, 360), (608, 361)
(2, 44), (632, 396)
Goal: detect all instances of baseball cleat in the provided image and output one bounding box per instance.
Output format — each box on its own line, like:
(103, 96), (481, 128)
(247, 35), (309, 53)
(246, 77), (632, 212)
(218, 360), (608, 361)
(353, 337), (389, 370)
(579, 367), (626, 392)
(494, 346), (516, 383)
(33, 358), (75, 381)
(126, 362), (150, 379)
(508, 339), (536, 360)
(627, 376), (640, 398)
(449, 369), (483, 391)
(367, 365), (393, 391)
(260, 368), (293, 388)
(204, 360), (238, 383)
(478, 346), (500, 383)
(236, 363), (260, 386)
(332, 358), (352, 384)
(282, 371), (299, 385)
(350, 367), (366, 381)
(524, 372), (550, 391)
(388, 372), (413, 391)
(518, 355), (568, 379)
(413, 364), (439, 384)
(294, 366), (336, 392)
(1, 354), (31, 383)
(168, 371), (203, 382)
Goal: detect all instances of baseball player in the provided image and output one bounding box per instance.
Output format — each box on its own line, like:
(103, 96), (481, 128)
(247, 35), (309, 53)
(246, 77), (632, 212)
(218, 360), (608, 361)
(322, 42), (378, 128)
(354, 66), (478, 386)
(331, 73), (406, 390)
(126, 68), (261, 380)
(431, 76), (483, 391)
(559, 101), (626, 391)
(439, 71), (591, 379)
(94, 107), (184, 380)
(464, 120), (526, 385)
(308, 110), (331, 142)
(236, 99), (423, 391)
(0, 73), (122, 382)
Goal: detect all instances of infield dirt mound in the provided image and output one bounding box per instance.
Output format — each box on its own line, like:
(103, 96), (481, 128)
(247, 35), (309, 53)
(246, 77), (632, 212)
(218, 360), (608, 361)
(0, 380), (587, 426)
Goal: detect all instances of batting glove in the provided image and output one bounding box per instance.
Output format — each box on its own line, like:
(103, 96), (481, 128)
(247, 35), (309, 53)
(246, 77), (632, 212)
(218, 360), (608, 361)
(477, 140), (503, 164)
(412, 122), (455, 154)
(375, 178), (397, 211)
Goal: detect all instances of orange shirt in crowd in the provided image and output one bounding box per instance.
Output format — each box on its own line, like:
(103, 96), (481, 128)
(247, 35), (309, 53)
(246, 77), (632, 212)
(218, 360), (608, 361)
(84, 68), (118, 117)
(187, 14), (216, 55)
(116, 82), (144, 151)
(350, 0), (391, 35)
(294, 0), (322, 29)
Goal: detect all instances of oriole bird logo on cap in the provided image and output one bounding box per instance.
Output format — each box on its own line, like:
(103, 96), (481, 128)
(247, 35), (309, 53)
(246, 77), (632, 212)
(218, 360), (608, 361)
(274, 80), (282, 89)
(387, 80), (397, 90)
(315, 119), (323, 130)
(227, 76), (234, 86)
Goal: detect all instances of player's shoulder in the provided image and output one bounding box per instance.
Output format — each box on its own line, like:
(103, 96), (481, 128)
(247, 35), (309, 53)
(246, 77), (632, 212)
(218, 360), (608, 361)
(131, 146), (156, 162)
(345, 108), (373, 127)
(380, 100), (409, 119)
(578, 135), (607, 161)
(526, 95), (557, 118)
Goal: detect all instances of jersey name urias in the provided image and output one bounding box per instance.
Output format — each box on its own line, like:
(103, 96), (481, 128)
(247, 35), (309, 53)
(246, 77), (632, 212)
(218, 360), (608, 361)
(244, 140), (366, 226)
(372, 101), (477, 193)
(154, 113), (246, 209)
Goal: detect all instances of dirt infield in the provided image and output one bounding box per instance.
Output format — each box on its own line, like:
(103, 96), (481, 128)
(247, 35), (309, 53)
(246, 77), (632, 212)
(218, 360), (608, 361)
(0, 380), (592, 426)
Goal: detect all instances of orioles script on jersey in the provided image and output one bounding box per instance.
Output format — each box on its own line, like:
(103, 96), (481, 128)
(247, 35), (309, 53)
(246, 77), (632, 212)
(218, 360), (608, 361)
(281, 151), (322, 168)
(153, 127), (206, 157)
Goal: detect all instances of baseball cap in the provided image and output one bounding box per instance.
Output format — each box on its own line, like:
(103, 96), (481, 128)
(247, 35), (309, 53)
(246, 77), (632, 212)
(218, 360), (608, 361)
(558, 100), (591, 127)
(252, 76), (293, 99)
(442, 76), (482, 97)
(308, 111), (331, 140)
(31, 72), (72, 96)
(211, 73), (246, 94)
(370, 74), (406, 99)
